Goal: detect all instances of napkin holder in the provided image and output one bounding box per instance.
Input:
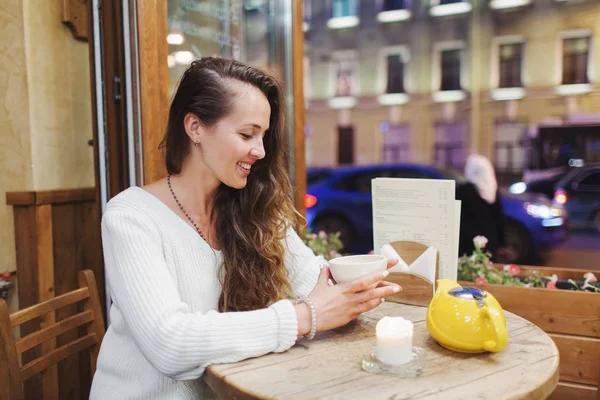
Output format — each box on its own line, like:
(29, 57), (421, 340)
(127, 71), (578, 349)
(383, 241), (438, 307)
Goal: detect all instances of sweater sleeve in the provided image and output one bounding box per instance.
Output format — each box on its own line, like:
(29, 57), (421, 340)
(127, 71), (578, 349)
(283, 227), (321, 297)
(101, 207), (298, 380)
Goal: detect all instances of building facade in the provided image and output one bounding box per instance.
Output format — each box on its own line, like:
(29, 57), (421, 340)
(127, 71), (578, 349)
(304, 0), (600, 179)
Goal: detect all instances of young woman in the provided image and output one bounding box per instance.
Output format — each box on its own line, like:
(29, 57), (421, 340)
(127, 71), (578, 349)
(90, 58), (400, 399)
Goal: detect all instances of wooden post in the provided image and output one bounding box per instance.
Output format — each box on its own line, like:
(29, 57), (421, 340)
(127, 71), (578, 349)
(35, 204), (59, 398)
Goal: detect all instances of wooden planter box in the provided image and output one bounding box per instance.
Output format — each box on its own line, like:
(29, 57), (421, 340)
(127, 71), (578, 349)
(460, 265), (600, 400)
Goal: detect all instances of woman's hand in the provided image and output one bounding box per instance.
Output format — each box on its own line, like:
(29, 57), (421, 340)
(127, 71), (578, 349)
(296, 259), (401, 336)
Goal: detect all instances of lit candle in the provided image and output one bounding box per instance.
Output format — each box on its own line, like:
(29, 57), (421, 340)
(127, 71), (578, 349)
(375, 316), (413, 365)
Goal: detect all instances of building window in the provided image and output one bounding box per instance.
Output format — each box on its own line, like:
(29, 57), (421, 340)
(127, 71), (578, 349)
(382, 124), (411, 163)
(338, 126), (355, 165)
(499, 43), (523, 88)
(332, 0), (357, 18)
(331, 51), (358, 99)
(382, 0), (409, 10)
(562, 36), (590, 85)
(494, 122), (527, 174)
(434, 122), (467, 170)
(386, 54), (406, 94)
(441, 49), (461, 91)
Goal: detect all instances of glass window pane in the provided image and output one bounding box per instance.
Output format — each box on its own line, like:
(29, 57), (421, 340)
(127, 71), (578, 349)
(441, 49), (461, 91)
(386, 54), (405, 94)
(499, 43), (523, 88)
(562, 37), (590, 85)
(579, 173), (600, 187)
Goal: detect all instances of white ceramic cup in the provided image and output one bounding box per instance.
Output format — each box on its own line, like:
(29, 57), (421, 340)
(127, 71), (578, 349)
(328, 255), (388, 289)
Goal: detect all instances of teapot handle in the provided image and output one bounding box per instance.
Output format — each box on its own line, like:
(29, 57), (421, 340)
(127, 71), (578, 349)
(480, 307), (508, 352)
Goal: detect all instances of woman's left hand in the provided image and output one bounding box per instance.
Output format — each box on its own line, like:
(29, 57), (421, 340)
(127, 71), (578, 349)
(375, 259), (399, 288)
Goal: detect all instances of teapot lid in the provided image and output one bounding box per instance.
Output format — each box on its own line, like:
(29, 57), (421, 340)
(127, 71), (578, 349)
(448, 286), (487, 306)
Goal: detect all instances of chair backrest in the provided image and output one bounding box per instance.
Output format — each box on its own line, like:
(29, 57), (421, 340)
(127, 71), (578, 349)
(0, 269), (105, 400)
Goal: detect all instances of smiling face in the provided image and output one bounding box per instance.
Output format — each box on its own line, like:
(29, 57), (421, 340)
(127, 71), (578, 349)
(185, 81), (271, 190)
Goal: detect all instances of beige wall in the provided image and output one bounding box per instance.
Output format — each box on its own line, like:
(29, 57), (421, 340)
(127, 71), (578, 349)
(0, 0), (94, 311)
(23, 0), (95, 190)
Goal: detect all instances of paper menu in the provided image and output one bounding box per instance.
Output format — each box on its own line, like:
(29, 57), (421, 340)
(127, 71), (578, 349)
(372, 178), (460, 281)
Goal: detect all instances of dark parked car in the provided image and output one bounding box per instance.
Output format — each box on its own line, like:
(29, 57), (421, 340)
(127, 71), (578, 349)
(554, 164), (600, 233)
(306, 165), (567, 264)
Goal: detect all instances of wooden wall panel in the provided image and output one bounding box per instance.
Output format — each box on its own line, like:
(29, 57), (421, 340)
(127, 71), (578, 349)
(551, 334), (600, 386)
(549, 382), (597, 400)
(479, 283), (600, 338)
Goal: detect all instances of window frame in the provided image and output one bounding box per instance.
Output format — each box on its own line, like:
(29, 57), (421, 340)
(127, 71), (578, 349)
(377, 46), (410, 105)
(556, 30), (593, 95)
(329, 50), (359, 108)
(432, 41), (466, 102)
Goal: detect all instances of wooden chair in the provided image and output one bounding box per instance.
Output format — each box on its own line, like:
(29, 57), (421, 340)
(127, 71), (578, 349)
(0, 270), (105, 400)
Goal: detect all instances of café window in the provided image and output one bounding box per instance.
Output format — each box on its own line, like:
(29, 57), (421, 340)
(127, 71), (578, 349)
(499, 43), (523, 88)
(562, 36), (590, 85)
(440, 49), (462, 91)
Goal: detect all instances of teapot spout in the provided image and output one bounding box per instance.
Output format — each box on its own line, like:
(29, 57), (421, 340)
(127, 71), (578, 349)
(435, 279), (461, 294)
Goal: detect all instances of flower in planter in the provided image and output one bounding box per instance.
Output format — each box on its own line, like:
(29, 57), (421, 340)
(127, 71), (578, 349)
(546, 275), (558, 290)
(475, 277), (487, 285)
(503, 264), (521, 275)
(458, 236), (599, 293)
(473, 236), (488, 249)
(301, 228), (344, 261)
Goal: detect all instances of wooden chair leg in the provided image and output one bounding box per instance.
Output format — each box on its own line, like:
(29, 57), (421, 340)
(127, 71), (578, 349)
(0, 299), (25, 400)
(78, 270), (106, 376)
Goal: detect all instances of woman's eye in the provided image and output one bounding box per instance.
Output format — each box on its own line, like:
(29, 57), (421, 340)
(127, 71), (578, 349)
(240, 133), (253, 140)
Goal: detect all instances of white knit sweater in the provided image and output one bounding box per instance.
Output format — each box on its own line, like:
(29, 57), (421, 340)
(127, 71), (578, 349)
(90, 187), (320, 399)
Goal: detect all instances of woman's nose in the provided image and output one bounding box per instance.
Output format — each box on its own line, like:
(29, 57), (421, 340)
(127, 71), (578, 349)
(250, 140), (265, 159)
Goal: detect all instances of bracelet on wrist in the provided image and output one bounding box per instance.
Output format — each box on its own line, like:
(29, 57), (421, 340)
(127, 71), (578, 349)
(294, 295), (317, 340)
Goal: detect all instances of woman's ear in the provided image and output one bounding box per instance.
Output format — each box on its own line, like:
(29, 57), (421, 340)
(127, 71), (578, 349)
(183, 113), (204, 144)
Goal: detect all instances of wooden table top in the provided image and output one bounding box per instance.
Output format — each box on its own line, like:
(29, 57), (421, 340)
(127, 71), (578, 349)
(204, 301), (559, 400)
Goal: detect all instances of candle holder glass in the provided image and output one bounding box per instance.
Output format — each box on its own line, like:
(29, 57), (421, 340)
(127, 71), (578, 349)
(362, 345), (425, 377)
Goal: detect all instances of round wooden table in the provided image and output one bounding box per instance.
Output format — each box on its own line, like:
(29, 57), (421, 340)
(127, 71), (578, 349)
(204, 301), (559, 400)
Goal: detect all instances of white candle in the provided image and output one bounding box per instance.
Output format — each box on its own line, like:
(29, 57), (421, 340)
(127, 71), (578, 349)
(375, 316), (413, 365)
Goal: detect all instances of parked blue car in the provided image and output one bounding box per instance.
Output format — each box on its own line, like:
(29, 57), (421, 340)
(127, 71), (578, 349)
(305, 165), (567, 264)
(554, 164), (600, 233)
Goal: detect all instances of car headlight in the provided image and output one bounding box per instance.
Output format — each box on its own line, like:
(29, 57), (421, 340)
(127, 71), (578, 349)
(524, 202), (560, 219)
(509, 182), (527, 195)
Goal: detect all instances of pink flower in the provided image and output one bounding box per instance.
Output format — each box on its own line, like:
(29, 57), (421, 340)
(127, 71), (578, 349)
(546, 281), (556, 290)
(584, 272), (597, 283)
(368, 250), (374, 255)
(473, 236), (488, 249)
(475, 277), (487, 285)
(504, 264), (520, 275)
(329, 250), (341, 259)
(550, 274), (558, 283)
(318, 230), (327, 239)
(308, 233), (317, 239)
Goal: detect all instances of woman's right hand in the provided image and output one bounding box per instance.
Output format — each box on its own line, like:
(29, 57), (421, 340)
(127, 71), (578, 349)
(296, 266), (401, 335)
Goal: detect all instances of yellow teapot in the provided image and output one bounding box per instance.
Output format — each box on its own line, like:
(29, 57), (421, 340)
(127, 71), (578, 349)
(426, 279), (508, 353)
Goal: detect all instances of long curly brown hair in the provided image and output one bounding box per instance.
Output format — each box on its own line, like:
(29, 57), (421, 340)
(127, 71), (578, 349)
(161, 57), (297, 311)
